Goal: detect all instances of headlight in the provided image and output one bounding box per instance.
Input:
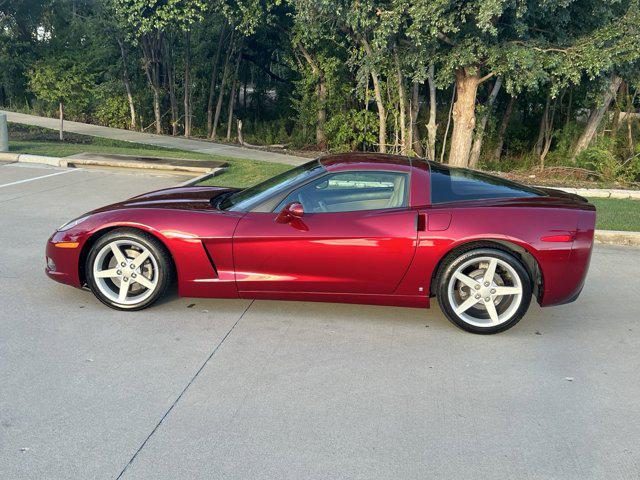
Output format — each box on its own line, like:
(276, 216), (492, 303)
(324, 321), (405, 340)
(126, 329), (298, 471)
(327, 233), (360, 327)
(57, 215), (89, 232)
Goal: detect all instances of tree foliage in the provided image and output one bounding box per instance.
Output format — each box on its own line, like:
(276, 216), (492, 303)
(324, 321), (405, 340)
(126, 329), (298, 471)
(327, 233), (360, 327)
(1, 0), (639, 180)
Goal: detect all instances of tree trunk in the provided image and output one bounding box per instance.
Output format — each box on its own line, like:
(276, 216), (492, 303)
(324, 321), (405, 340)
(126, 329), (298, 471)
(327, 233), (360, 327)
(611, 81), (623, 136)
(426, 64), (437, 160)
(183, 31), (191, 137)
(565, 87), (573, 129)
(207, 25), (227, 137)
(572, 74), (623, 160)
(59, 101), (64, 141)
(370, 69), (386, 153)
(141, 33), (163, 134)
(540, 94), (560, 169)
(298, 44), (327, 149)
(237, 119), (244, 145)
(117, 37), (136, 130)
(160, 34), (179, 136)
(152, 87), (162, 134)
(448, 69), (481, 167)
(535, 94), (550, 157)
(493, 95), (515, 163)
(440, 83), (456, 163)
(166, 57), (178, 136)
(626, 85), (636, 155)
(226, 48), (243, 140)
(316, 79), (327, 149)
(362, 38), (386, 153)
(242, 79), (247, 116)
(394, 50), (407, 155)
(211, 35), (236, 140)
(469, 76), (502, 168)
(410, 82), (423, 157)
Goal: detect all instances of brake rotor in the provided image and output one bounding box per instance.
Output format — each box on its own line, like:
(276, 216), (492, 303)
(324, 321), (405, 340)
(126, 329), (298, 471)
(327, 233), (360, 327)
(107, 247), (153, 293)
(457, 266), (506, 309)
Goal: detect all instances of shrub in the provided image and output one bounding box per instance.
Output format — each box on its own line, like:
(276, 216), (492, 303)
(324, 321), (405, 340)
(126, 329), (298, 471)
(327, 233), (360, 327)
(93, 94), (131, 129)
(576, 143), (622, 182)
(324, 109), (377, 152)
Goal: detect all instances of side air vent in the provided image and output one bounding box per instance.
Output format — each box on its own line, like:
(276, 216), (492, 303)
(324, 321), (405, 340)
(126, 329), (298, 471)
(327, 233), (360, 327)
(201, 242), (219, 277)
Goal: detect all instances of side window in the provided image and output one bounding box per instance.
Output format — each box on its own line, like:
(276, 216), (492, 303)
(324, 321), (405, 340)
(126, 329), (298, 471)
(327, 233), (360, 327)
(430, 163), (544, 204)
(276, 171), (409, 213)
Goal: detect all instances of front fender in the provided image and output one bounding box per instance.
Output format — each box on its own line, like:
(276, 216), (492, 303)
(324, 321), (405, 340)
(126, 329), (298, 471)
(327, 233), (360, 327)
(51, 208), (243, 298)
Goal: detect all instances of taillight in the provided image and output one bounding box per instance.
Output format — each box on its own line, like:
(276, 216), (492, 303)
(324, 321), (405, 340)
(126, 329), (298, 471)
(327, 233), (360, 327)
(540, 234), (575, 243)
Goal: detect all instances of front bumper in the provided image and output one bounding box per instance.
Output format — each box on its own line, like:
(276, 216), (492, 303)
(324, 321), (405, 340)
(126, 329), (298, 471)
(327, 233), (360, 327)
(45, 231), (83, 288)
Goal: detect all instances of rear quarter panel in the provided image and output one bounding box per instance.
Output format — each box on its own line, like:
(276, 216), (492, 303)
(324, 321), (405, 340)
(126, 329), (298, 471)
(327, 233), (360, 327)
(396, 202), (595, 307)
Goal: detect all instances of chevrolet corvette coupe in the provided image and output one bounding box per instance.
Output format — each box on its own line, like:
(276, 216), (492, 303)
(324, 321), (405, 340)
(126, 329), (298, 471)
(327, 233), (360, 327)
(46, 153), (595, 333)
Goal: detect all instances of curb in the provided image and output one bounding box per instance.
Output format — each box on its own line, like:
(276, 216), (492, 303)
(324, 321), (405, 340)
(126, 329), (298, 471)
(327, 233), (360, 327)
(0, 152), (223, 175)
(594, 230), (640, 247)
(550, 186), (640, 200)
(179, 171), (220, 186)
(64, 157), (215, 174)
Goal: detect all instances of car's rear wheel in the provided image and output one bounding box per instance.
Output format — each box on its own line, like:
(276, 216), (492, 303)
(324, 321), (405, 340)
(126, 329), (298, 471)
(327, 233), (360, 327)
(85, 228), (172, 310)
(436, 248), (532, 334)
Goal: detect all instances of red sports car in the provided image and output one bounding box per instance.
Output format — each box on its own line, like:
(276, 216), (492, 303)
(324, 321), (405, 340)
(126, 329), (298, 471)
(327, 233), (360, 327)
(46, 153), (595, 333)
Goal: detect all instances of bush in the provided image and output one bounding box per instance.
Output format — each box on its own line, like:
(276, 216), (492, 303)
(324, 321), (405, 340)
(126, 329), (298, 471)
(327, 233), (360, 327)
(576, 145), (621, 181)
(324, 109), (377, 152)
(242, 118), (291, 145)
(92, 94), (131, 129)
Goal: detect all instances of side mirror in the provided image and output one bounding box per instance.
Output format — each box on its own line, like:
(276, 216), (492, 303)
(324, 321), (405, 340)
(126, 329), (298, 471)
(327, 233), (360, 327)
(288, 202), (304, 218)
(276, 202), (304, 223)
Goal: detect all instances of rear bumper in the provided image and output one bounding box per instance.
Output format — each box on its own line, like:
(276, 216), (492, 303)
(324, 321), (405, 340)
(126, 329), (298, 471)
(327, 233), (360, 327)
(45, 232), (83, 288)
(539, 210), (595, 307)
(550, 283), (585, 306)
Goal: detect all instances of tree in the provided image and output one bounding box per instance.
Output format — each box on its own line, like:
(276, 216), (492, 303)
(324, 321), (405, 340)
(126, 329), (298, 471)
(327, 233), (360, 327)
(28, 58), (93, 140)
(290, 0), (349, 150)
(114, 0), (208, 134)
(469, 77), (502, 168)
(404, 0), (640, 167)
(406, 1), (554, 166)
(2, 0), (638, 186)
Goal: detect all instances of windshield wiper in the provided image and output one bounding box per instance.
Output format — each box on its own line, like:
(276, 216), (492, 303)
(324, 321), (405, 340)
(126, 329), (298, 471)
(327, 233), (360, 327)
(211, 191), (235, 209)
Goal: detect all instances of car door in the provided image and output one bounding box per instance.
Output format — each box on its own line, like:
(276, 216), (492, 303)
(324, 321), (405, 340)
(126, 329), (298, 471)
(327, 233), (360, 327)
(232, 170), (418, 294)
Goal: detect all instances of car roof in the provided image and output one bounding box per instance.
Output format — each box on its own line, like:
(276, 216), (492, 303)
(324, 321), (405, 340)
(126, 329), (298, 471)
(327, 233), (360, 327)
(318, 152), (412, 170)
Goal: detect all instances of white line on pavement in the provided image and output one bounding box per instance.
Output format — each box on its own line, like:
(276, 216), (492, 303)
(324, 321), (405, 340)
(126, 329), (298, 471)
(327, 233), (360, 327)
(0, 169), (78, 189)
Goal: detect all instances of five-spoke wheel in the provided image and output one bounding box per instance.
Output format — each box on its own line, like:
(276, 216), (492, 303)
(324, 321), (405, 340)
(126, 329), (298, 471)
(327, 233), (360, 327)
(86, 228), (172, 310)
(436, 248), (532, 334)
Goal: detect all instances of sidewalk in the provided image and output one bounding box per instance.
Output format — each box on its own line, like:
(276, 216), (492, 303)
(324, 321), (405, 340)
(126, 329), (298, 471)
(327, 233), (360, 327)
(1, 110), (306, 166)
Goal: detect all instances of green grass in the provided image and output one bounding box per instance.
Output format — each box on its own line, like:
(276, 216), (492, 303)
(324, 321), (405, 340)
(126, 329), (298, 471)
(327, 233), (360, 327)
(7, 123), (290, 188)
(588, 197), (640, 232)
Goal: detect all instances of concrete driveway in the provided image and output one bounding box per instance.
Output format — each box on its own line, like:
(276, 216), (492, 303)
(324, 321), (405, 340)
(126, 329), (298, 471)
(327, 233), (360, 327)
(1, 162), (639, 479)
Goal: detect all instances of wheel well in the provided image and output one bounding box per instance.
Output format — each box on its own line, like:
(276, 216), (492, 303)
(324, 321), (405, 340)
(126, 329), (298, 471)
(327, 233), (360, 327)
(429, 240), (543, 302)
(78, 226), (176, 286)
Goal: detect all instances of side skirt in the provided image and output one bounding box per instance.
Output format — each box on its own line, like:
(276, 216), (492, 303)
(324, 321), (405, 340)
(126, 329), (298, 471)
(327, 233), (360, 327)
(237, 290), (429, 308)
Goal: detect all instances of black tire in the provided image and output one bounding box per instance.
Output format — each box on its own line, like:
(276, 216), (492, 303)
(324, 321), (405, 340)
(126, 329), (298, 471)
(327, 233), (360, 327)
(85, 228), (173, 311)
(435, 248), (532, 334)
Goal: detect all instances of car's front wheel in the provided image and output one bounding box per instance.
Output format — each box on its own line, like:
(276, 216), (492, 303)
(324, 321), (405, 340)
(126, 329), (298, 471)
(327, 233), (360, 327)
(85, 228), (173, 310)
(436, 248), (532, 334)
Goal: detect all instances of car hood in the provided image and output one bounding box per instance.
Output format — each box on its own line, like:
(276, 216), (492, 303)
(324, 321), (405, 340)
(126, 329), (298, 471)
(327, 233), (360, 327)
(90, 186), (240, 213)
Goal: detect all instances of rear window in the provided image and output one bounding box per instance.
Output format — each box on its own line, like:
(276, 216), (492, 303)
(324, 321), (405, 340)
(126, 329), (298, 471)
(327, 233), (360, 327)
(429, 162), (544, 204)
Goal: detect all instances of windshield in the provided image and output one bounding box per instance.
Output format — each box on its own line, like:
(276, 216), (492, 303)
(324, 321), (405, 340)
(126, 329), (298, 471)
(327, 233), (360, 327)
(218, 159), (323, 211)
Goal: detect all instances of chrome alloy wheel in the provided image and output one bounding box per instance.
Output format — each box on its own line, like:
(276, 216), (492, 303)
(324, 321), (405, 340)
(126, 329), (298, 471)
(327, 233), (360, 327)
(447, 256), (523, 327)
(92, 239), (159, 306)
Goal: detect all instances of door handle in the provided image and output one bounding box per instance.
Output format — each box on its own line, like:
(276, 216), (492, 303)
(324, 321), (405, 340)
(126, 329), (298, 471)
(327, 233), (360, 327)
(416, 213), (427, 231)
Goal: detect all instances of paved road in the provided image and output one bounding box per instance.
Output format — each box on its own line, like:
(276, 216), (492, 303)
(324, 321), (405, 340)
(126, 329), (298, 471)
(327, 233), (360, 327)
(1, 162), (639, 479)
(1, 110), (306, 166)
